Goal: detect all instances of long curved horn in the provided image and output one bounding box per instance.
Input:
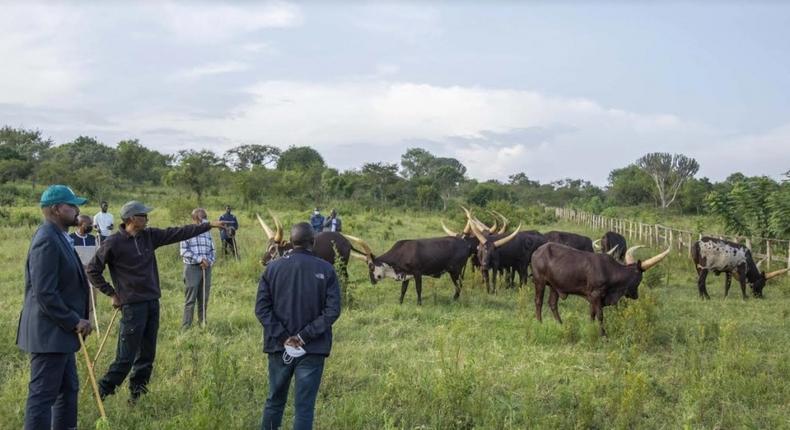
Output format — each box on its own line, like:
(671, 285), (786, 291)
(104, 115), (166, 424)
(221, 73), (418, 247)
(268, 209), (283, 242)
(491, 209), (508, 234)
(441, 220), (458, 237)
(461, 206), (473, 220)
(342, 234), (374, 259)
(625, 245), (644, 265)
(605, 244), (619, 256)
(256, 213), (274, 239)
(490, 219), (497, 232)
(462, 219), (472, 235)
(472, 217), (490, 232)
(468, 218), (488, 244)
(640, 247), (671, 271)
(349, 251), (369, 262)
(765, 268), (789, 280)
(494, 224), (521, 248)
(593, 239), (601, 250)
(756, 257), (767, 269)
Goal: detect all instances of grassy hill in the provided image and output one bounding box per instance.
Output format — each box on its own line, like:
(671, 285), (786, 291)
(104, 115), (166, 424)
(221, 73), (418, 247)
(1, 204), (788, 429)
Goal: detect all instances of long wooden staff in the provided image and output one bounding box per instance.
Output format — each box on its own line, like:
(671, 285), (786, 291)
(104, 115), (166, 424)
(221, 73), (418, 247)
(84, 308), (119, 388)
(202, 267), (207, 327)
(78, 333), (107, 419)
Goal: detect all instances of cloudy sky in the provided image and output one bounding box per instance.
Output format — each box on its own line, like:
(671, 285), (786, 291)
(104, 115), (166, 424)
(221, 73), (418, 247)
(2, 1), (789, 184)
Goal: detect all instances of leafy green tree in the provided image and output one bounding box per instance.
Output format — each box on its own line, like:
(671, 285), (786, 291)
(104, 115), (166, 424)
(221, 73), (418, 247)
(706, 176), (782, 239)
(360, 162), (402, 204)
(276, 146), (325, 170)
(165, 150), (225, 202)
(400, 148), (435, 179)
(224, 144), (280, 170)
(43, 136), (117, 168)
(607, 165), (654, 206)
(0, 126), (53, 181)
(677, 177), (713, 214)
(115, 139), (171, 184)
(636, 152), (699, 208)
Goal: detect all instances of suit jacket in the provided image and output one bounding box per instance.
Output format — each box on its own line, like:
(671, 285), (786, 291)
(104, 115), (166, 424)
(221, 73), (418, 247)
(17, 221), (90, 353)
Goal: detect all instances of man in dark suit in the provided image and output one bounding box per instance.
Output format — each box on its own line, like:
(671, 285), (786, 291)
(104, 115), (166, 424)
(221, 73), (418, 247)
(17, 184), (93, 430)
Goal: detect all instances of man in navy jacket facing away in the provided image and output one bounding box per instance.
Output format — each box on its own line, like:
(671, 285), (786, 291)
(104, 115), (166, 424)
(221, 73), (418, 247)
(256, 222), (341, 430)
(17, 185), (93, 429)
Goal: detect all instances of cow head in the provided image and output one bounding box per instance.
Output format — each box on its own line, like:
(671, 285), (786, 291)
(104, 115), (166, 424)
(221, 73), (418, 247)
(752, 260), (789, 297)
(468, 220), (521, 271)
(604, 245), (672, 305)
(342, 234), (385, 284)
(257, 212), (288, 265)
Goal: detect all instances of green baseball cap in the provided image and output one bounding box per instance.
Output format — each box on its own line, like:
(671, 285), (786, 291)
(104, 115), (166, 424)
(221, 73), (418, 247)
(120, 200), (153, 219)
(39, 185), (88, 207)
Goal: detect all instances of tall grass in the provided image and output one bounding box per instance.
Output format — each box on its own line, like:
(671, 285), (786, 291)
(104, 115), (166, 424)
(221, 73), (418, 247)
(0, 204), (788, 429)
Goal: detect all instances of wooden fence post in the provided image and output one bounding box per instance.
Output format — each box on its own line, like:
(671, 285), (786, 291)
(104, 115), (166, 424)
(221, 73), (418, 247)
(766, 240), (772, 270)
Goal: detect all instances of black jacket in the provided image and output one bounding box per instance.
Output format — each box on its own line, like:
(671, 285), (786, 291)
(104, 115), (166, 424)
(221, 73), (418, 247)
(17, 221), (90, 353)
(87, 223), (211, 305)
(255, 249), (341, 356)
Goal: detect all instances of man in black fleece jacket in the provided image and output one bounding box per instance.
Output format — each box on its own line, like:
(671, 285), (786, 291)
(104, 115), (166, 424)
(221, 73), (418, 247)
(87, 200), (227, 401)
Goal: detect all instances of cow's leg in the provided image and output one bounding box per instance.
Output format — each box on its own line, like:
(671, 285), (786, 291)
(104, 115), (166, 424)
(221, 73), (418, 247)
(414, 276), (423, 306)
(399, 280), (409, 305)
(724, 272), (732, 298)
(533, 278), (545, 322)
(548, 288), (562, 324)
(491, 268), (498, 295)
(697, 269), (711, 299)
(482, 269), (491, 294)
(450, 271), (462, 300)
(736, 266), (748, 299)
(594, 300), (606, 336)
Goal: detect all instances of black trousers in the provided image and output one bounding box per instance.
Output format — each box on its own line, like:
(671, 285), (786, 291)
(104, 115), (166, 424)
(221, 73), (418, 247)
(98, 300), (159, 397)
(24, 352), (79, 430)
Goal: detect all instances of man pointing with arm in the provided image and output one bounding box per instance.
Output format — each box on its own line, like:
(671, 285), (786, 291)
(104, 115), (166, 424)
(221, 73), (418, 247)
(86, 200), (226, 402)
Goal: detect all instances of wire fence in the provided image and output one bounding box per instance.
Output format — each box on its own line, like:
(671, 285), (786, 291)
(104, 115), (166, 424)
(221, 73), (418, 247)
(550, 207), (790, 270)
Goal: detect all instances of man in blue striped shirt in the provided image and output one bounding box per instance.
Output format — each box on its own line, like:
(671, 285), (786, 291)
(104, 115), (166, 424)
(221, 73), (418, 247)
(179, 208), (216, 328)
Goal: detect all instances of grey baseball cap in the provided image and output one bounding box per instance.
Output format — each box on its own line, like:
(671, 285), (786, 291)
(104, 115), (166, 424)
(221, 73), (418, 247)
(120, 200), (153, 219)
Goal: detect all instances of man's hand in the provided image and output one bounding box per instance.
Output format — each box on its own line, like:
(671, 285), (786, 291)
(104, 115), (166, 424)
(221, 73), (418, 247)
(200, 259), (210, 270)
(111, 294), (121, 309)
(75, 319), (93, 337)
(209, 220), (229, 229)
(284, 336), (304, 348)
(108, 223), (114, 230)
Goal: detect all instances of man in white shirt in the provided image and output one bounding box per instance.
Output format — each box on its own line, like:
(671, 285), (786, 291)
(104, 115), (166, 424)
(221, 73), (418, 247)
(93, 201), (114, 242)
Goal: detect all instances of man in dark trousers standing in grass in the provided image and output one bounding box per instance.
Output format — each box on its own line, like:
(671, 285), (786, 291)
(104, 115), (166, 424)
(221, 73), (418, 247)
(17, 185), (93, 429)
(256, 222), (342, 430)
(87, 200), (227, 402)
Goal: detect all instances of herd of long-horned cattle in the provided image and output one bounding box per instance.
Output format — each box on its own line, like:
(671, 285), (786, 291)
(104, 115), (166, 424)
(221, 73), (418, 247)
(255, 208), (788, 335)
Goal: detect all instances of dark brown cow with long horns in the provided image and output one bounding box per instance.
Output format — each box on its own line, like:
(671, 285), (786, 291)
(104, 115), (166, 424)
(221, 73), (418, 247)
(344, 234), (472, 305)
(531, 243), (670, 335)
(544, 231), (594, 252)
(256, 212), (353, 279)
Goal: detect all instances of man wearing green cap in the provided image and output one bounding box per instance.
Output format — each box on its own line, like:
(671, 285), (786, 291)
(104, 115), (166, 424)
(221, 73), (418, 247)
(87, 200), (227, 402)
(17, 185), (93, 429)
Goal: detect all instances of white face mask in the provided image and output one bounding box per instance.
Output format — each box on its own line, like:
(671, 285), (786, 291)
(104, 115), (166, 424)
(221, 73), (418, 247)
(282, 344), (306, 364)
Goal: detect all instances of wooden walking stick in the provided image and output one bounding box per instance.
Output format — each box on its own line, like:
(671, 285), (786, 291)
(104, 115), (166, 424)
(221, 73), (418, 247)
(232, 236), (240, 261)
(85, 308), (119, 388)
(202, 266), (207, 327)
(89, 285), (100, 340)
(78, 332), (107, 419)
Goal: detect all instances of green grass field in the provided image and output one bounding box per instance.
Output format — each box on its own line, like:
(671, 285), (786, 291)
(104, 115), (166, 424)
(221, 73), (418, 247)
(1, 205), (789, 429)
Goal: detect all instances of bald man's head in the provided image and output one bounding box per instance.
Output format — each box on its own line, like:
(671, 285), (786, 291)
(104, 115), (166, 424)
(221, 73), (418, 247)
(290, 222), (315, 249)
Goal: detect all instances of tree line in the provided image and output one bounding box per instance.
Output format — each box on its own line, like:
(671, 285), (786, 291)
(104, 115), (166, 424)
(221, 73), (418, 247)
(1, 126), (788, 238)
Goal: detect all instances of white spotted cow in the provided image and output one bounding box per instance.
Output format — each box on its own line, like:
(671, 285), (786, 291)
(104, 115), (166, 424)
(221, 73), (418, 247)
(691, 237), (788, 299)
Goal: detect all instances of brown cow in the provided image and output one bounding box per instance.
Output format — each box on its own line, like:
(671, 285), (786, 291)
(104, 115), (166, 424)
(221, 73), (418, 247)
(531, 243), (670, 335)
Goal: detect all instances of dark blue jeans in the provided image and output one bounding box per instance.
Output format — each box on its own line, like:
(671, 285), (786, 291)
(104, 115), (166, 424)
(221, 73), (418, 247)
(262, 353), (326, 430)
(24, 352), (78, 430)
(98, 300), (159, 397)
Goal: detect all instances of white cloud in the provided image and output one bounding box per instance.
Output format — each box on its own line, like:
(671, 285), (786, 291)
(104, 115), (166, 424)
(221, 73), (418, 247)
(354, 4), (442, 43)
(112, 80), (744, 183)
(170, 61), (250, 81)
(156, 2), (302, 44)
(0, 4), (87, 105)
